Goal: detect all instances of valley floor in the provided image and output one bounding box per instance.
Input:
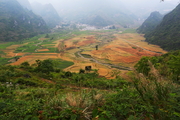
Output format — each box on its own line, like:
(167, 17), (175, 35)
(0, 30), (166, 78)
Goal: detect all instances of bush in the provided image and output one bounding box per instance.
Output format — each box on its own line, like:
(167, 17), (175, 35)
(15, 78), (37, 86)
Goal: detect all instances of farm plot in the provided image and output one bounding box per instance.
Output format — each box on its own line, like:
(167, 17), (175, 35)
(52, 32), (166, 77)
(1, 30), (167, 78)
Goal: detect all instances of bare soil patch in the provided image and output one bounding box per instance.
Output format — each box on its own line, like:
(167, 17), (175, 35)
(39, 38), (48, 41)
(37, 49), (49, 52)
(10, 53), (59, 65)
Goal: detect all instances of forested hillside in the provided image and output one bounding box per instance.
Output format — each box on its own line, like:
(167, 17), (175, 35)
(137, 11), (163, 34)
(144, 4), (180, 51)
(0, 0), (49, 42)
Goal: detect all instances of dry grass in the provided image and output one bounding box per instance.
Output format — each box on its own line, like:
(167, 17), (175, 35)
(134, 61), (175, 107)
(45, 90), (104, 120)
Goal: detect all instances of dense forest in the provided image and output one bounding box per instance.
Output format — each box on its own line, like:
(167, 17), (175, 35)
(0, 0), (49, 42)
(144, 4), (180, 51)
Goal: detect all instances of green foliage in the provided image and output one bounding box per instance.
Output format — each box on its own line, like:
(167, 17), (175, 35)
(20, 61), (30, 68)
(145, 4), (180, 51)
(0, 56), (179, 120)
(134, 56), (151, 76)
(35, 59), (54, 74)
(104, 87), (140, 119)
(45, 34), (49, 38)
(135, 50), (180, 82)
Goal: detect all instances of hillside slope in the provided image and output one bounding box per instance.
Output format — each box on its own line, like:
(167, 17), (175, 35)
(31, 2), (61, 28)
(145, 4), (180, 51)
(137, 11), (163, 34)
(0, 0), (49, 42)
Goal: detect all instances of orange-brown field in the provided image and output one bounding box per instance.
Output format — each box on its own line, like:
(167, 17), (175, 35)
(2, 32), (167, 78)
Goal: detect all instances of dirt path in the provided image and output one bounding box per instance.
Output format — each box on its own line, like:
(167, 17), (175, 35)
(77, 50), (132, 71)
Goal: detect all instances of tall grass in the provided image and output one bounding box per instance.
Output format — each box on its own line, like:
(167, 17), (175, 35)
(133, 61), (179, 119)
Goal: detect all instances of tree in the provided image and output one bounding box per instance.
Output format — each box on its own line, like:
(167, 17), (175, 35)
(134, 57), (151, 76)
(79, 69), (85, 74)
(35, 59), (54, 74)
(45, 34), (49, 38)
(21, 62), (30, 67)
(168, 55), (180, 81)
(95, 45), (98, 50)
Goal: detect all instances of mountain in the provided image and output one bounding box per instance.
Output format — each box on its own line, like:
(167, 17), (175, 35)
(31, 2), (61, 28)
(17, 0), (32, 10)
(80, 7), (135, 27)
(0, 0), (49, 42)
(145, 4), (180, 51)
(56, 0), (136, 27)
(137, 11), (163, 34)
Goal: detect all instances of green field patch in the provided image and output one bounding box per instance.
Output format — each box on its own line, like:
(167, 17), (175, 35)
(37, 48), (59, 53)
(60, 35), (73, 40)
(0, 57), (12, 65)
(72, 30), (92, 35)
(122, 29), (136, 33)
(42, 44), (55, 47)
(15, 44), (39, 53)
(42, 40), (56, 45)
(0, 56), (21, 65)
(0, 42), (14, 49)
(52, 59), (74, 69)
(24, 46), (38, 52)
(23, 35), (44, 43)
(0, 51), (5, 55)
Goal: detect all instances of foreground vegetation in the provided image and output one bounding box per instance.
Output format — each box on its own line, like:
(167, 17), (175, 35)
(0, 51), (180, 120)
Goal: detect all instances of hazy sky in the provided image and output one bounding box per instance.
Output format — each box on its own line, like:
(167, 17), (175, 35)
(28, 0), (180, 4)
(28, 0), (180, 19)
(28, 0), (180, 11)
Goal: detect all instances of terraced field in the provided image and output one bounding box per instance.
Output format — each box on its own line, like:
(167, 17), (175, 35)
(0, 30), (167, 78)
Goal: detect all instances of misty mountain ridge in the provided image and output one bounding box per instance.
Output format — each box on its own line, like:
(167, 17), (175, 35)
(0, 0), (49, 42)
(79, 6), (136, 27)
(137, 11), (163, 34)
(17, 0), (32, 10)
(55, 0), (137, 27)
(120, 0), (179, 20)
(144, 3), (180, 51)
(31, 2), (61, 28)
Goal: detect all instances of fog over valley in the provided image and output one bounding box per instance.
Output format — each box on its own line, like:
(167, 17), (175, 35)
(28, 0), (179, 17)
